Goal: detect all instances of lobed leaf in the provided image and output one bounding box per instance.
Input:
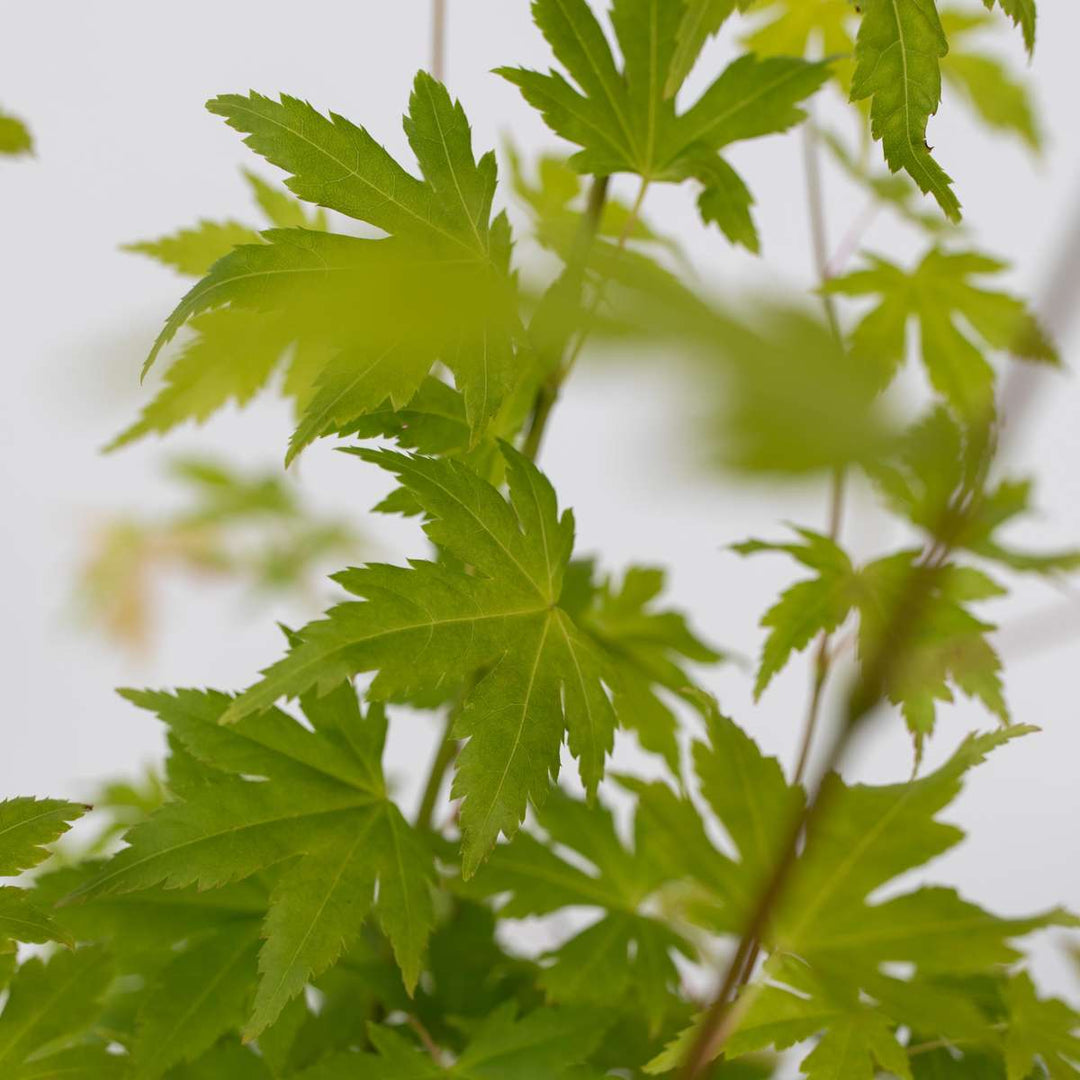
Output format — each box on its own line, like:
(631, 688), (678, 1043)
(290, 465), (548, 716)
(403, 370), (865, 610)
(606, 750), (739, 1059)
(850, 0), (961, 222)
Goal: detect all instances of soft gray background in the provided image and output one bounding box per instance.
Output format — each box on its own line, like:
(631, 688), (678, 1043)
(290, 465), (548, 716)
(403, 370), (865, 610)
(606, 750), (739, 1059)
(3, 0), (1079, 1001)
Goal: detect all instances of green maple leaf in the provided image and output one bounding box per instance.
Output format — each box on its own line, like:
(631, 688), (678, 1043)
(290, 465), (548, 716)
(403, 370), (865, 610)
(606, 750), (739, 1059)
(212, 73), (515, 448)
(561, 561), (722, 774)
(733, 527), (858, 700)
(243, 169), (329, 230)
(0, 798), (87, 949)
(70, 682), (435, 1037)
(114, 175), (327, 449)
(40, 862), (266, 970)
(741, 0), (857, 86)
(0, 889), (73, 948)
(850, 0), (961, 222)
(344, 376), (519, 522)
(107, 309), (290, 450)
(500, 0), (829, 249)
(131, 922), (261, 1077)
(466, 788), (696, 1031)
(826, 248), (1057, 416)
(0, 798), (87, 876)
(773, 727), (1072, 968)
(0, 108), (33, 156)
(940, 10), (1041, 152)
(872, 407), (1080, 576)
(13, 1045), (129, 1079)
(819, 128), (950, 235)
(163, 1042), (271, 1080)
(666, 0), (757, 98)
(346, 377), (474, 461)
(735, 527), (1011, 752)
(134, 73), (519, 462)
(0, 948), (113, 1075)
(614, 698), (804, 952)
(982, 0), (1036, 53)
(363, 1002), (608, 1078)
(507, 144), (681, 257)
(125, 220), (262, 278)
(124, 172), (323, 281)
(690, 703), (804, 915)
(1002, 972), (1080, 1080)
(221, 445), (710, 874)
(649, 727), (1067, 1075)
(703, 303), (898, 474)
(727, 967), (914, 1080)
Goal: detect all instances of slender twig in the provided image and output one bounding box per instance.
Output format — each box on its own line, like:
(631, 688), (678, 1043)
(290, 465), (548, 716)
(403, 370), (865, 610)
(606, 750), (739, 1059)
(802, 120), (841, 338)
(677, 390), (1049, 1077)
(678, 548), (957, 1076)
(431, 0), (447, 82)
(413, 0), (454, 831)
(792, 466), (848, 788)
(705, 119), (850, 1030)
(905, 1023), (1007, 1058)
(792, 123), (849, 789)
(677, 162), (1080, 1080)
(415, 714), (459, 829)
(521, 175), (612, 462)
(826, 198), (879, 279)
(407, 1013), (447, 1064)
(562, 177), (651, 375)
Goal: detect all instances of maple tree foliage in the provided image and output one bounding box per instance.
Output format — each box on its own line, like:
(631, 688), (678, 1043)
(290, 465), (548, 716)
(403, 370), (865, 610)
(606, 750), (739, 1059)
(6, 0), (1080, 1078)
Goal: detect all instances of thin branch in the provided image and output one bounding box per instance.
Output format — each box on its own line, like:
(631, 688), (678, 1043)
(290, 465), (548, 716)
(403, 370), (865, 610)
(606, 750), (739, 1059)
(431, 0), (447, 82)
(407, 1013), (448, 1064)
(792, 466), (847, 787)
(826, 198), (880, 279)
(413, 0), (453, 832)
(564, 177), (651, 373)
(702, 120), (851, 1032)
(415, 712), (459, 829)
(793, 122), (848, 790)
(521, 174), (613, 462)
(802, 120), (841, 337)
(677, 163), (1080, 1080)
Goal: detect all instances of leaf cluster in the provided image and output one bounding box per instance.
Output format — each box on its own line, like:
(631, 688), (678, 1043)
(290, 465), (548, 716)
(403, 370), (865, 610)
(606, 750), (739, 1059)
(7, 0), (1078, 1078)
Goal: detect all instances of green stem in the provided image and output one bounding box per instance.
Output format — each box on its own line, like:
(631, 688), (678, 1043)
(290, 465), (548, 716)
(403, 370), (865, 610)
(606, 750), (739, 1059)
(431, 0), (447, 81)
(792, 466), (846, 786)
(521, 174), (612, 462)
(791, 123), (849, 787)
(415, 714), (459, 830)
(420, 177), (639, 825)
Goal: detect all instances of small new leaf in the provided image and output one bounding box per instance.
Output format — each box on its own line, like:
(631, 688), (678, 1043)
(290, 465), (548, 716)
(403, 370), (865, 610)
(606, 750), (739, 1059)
(501, 0), (829, 248)
(736, 528), (1011, 750)
(827, 248), (1057, 416)
(872, 407), (1080, 575)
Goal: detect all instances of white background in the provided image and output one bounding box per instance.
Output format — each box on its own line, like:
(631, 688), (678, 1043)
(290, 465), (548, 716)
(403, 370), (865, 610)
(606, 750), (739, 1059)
(3, 0), (1079, 1006)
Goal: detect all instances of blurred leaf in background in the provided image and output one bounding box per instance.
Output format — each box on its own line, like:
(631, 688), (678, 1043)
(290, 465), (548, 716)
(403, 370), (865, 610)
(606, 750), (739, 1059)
(75, 457), (358, 653)
(0, 107), (32, 156)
